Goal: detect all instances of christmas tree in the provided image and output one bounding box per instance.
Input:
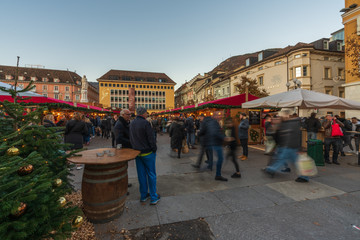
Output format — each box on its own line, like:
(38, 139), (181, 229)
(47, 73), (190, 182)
(234, 75), (269, 98)
(0, 57), (81, 240)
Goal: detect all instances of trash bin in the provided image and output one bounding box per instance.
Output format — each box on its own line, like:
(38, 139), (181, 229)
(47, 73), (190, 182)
(307, 139), (324, 166)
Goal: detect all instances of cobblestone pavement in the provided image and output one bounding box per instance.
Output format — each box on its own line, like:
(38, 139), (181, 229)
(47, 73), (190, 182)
(70, 134), (360, 240)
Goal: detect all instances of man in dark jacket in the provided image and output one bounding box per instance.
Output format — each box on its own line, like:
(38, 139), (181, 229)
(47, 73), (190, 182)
(198, 115), (227, 181)
(185, 115), (196, 149)
(322, 114), (344, 165)
(192, 114), (213, 169)
(130, 107), (160, 205)
(265, 110), (308, 182)
(238, 113), (249, 160)
(306, 112), (321, 140)
(114, 110), (132, 148)
(111, 115), (118, 148)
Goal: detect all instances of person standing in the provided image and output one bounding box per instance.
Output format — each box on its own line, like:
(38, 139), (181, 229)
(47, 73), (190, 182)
(185, 115), (196, 149)
(322, 114), (344, 165)
(198, 115), (227, 181)
(111, 115), (118, 148)
(169, 117), (185, 158)
(306, 113), (321, 140)
(238, 113), (249, 161)
(130, 107), (160, 205)
(114, 109), (132, 148)
(192, 114), (213, 169)
(64, 112), (88, 150)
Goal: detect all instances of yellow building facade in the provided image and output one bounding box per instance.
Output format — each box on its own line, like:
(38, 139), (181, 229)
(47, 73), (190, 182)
(97, 70), (176, 113)
(342, 0), (360, 117)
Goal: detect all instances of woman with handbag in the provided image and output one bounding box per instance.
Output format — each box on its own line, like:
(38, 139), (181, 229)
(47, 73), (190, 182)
(322, 115), (344, 165)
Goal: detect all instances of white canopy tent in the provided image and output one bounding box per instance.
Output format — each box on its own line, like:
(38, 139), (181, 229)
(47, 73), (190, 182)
(242, 88), (360, 110)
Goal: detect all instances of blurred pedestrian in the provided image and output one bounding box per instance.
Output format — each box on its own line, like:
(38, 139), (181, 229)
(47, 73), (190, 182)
(322, 114), (344, 165)
(130, 107), (160, 205)
(264, 110), (308, 182)
(42, 114), (56, 127)
(56, 114), (68, 127)
(169, 117), (185, 158)
(185, 115), (196, 149)
(224, 118), (241, 178)
(83, 118), (93, 145)
(238, 113), (249, 161)
(64, 112), (88, 150)
(198, 115), (227, 181)
(111, 114), (118, 148)
(192, 114), (213, 169)
(350, 117), (360, 155)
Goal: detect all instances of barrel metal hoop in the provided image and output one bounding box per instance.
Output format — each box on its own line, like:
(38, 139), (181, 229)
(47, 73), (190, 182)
(83, 173), (128, 184)
(83, 193), (127, 207)
(84, 165), (127, 176)
(85, 162), (126, 170)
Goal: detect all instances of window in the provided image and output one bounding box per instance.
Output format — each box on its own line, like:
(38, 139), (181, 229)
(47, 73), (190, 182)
(302, 53), (308, 57)
(294, 54), (301, 59)
(105, 83), (108, 87)
(339, 88), (345, 98)
(121, 84), (123, 87)
(117, 84), (119, 87)
(5, 75), (13, 80)
(122, 76), (131, 81)
(54, 78), (60, 83)
(275, 61), (282, 65)
(42, 77), (48, 82)
(43, 93), (48, 97)
(125, 84), (127, 88)
(245, 58), (250, 66)
(258, 66), (263, 70)
(31, 76), (37, 81)
(18, 76), (25, 80)
(76, 95), (80, 100)
(54, 86), (59, 92)
(65, 95), (70, 101)
(323, 40), (329, 50)
(303, 66), (307, 77)
(338, 68), (344, 79)
(258, 76), (264, 86)
(43, 85), (47, 90)
(337, 42), (342, 51)
(65, 86), (70, 91)
(18, 84), (24, 89)
(258, 52), (263, 61)
(100, 83), (103, 86)
(324, 67), (331, 79)
(295, 67), (301, 77)
(54, 94), (59, 99)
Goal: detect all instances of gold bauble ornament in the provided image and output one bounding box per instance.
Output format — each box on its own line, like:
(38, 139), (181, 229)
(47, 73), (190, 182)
(72, 216), (83, 228)
(11, 202), (27, 218)
(7, 147), (20, 156)
(54, 179), (62, 187)
(18, 165), (34, 176)
(58, 197), (66, 207)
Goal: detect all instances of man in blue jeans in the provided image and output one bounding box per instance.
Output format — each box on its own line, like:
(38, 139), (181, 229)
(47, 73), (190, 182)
(129, 107), (160, 205)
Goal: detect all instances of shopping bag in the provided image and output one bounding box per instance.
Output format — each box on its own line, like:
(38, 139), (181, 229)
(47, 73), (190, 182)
(182, 138), (189, 154)
(264, 136), (276, 154)
(331, 120), (343, 137)
(295, 153), (318, 177)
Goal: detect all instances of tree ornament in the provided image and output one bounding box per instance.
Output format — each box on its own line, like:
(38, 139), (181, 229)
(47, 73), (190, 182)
(11, 202), (27, 218)
(72, 216), (83, 228)
(18, 165), (34, 176)
(54, 178), (62, 187)
(7, 146), (20, 156)
(58, 197), (66, 207)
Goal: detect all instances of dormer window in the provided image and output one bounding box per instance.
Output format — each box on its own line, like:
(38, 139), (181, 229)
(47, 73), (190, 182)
(18, 76), (25, 80)
(246, 58), (250, 67)
(337, 42), (342, 51)
(42, 77), (48, 82)
(323, 40), (329, 50)
(5, 75), (13, 80)
(54, 78), (60, 83)
(31, 76), (37, 81)
(258, 52), (263, 61)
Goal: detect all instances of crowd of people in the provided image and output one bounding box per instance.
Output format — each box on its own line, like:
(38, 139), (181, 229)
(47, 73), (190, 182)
(40, 108), (360, 205)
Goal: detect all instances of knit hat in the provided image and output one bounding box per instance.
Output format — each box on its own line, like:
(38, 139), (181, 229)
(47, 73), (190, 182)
(136, 107), (147, 116)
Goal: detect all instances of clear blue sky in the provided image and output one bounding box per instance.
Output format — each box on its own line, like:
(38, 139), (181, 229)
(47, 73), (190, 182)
(1, 0), (344, 89)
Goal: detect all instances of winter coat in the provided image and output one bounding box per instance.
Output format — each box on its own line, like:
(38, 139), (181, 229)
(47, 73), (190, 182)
(238, 119), (249, 139)
(169, 121), (185, 149)
(306, 117), (321, 133)
(277, 118), (301, 149)
(129, 116), (157, 154)
(114, 116), (132, 148)
(198, 117), (224, 147)
(185, 117), (195, 133)
(43, 119), (56, 128)
(322, 119), (344, 139)
(64, 120), (88, 149)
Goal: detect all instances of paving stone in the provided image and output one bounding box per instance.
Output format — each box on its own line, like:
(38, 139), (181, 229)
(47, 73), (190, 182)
(314, 173), (360, 192)
(156, 192), (231, 224)
(212, 186), (276, 212)
(251, 185), (295, 205)
(266, 180), (345, 201)
(93, 199), (159, 234)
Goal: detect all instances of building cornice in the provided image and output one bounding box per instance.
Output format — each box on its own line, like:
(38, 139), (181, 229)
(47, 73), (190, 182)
(341, 6), (360, 20)
(341, 81), (360, 87)
(97, 78), (176, 86)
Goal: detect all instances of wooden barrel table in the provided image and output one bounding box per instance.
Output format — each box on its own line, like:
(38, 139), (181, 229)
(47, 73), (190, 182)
(68, 148), (140, 223)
